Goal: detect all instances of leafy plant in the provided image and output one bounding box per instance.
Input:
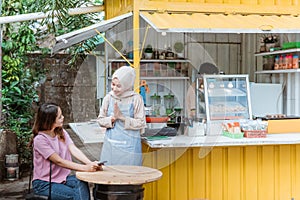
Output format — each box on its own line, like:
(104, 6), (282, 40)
(145, 44), (153, 53)
(261, 34), (278, 44)
(174, 42), (184, 53)
(1, 0), (43, 165)
(1, 0), (103, 167)
(30, 0), (103, 65)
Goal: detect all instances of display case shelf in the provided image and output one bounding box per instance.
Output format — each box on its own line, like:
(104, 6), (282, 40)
(209, 102), (247, 114)
(207, 88), (247, 97)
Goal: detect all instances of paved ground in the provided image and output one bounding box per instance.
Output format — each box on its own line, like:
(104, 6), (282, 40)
(0, 128), (102, 199)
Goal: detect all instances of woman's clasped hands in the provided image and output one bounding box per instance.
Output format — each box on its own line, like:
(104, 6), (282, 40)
(113, 102), (125, 122)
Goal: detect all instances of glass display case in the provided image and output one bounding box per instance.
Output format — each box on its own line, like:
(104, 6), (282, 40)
(202, 74), (252, 122)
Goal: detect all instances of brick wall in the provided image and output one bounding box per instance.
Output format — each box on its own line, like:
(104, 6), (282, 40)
(28, 53), (99, 124)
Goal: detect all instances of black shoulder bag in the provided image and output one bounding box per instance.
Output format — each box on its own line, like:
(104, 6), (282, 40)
(25, 161), (52, 200)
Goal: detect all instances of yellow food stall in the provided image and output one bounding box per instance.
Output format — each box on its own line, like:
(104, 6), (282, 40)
(105, 1), (300, 200)
(53, 1), (300, 199)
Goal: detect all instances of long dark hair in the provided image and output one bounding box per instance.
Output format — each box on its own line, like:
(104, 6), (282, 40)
(29, 103), (65, 147)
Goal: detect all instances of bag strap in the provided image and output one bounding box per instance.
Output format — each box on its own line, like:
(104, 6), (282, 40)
(27, 155), (33, 194)
(48, 160), (52, 200)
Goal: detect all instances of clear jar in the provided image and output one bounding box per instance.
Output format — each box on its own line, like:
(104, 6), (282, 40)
(263, 55), (274, 70)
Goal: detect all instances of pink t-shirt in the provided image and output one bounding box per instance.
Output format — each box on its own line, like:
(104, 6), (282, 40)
(32, 129), (73, 183)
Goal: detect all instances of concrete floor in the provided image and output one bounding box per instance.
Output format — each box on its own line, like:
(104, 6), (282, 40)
(0, 128), (102, 200)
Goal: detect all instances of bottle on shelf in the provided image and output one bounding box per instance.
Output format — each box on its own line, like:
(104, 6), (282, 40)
(274, 56), (279, 70)
(278, 55), (283, 69)
(282, 55), (288, 69)
(287, 54), (293, 69)
(293, 55), (299, 69)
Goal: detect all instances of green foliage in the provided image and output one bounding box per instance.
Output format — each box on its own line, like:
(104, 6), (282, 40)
(1, 0), (43, 164)
(1, 0), (103, 166)
(31, 0), (103, 65)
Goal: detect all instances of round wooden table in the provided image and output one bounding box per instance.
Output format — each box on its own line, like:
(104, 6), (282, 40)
(76, 165), (162, 200)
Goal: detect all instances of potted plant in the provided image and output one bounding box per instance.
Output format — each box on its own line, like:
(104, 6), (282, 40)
(174, 42), (184, 58)
(144, 44), (153, 59)
(113, 40), (123, 58)
(261, 34), (278, 52)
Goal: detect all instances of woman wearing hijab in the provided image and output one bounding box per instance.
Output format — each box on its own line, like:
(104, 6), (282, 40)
(97, 66), (146, 166)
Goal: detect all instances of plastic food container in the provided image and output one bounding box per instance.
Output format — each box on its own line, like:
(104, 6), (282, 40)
(243, 130), (267, 138)
(222, 131), (244, 139)
(146, 117), (169, 123)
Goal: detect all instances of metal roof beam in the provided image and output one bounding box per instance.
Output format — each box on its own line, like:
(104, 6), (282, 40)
(0, 6), (104, 24)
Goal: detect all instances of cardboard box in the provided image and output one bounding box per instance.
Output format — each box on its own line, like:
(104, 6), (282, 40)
(267, 119), (300, 133)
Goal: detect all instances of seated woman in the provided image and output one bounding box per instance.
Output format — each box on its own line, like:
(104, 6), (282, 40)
(30, 102), (102, 200)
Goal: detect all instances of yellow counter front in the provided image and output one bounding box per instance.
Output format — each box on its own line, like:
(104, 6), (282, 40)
(142, 134), (300, 200)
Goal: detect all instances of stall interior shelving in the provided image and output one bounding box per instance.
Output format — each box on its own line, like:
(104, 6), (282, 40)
(255, 48), (300, 115)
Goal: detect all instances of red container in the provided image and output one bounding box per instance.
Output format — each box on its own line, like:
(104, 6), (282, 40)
(146, 117), (169, 123)
(243, 130), (267, 138)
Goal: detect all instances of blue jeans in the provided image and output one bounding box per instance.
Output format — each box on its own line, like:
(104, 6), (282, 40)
(32, 175), (90, 200)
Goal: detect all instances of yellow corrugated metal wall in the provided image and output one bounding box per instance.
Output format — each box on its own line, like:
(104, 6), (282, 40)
(142, 144), (300, 200)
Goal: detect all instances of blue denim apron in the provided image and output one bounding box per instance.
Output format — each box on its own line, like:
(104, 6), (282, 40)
(100, 97), (142, 166)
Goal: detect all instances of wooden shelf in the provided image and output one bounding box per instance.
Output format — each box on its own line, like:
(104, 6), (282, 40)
(256, 69), (300, 74)
(108, 59), (190, 63)
(109, 59), (189, 77)
(254, 48), (300, 56)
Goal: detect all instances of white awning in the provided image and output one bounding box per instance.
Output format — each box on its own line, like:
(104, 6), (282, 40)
(52, 12), (132, 53)
(52, 11), (300, 53)
(140, 11), (300, 33)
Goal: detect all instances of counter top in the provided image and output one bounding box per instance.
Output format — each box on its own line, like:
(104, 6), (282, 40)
(69, 122), (300, 148)
(69, 121), (105, 143)
(142, 133), (300, 148)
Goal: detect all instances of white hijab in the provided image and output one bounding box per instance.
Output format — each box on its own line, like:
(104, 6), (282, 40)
(110, 66), (136, 98)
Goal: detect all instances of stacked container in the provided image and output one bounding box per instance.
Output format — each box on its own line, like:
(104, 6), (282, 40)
(5, 154), (19, 181)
